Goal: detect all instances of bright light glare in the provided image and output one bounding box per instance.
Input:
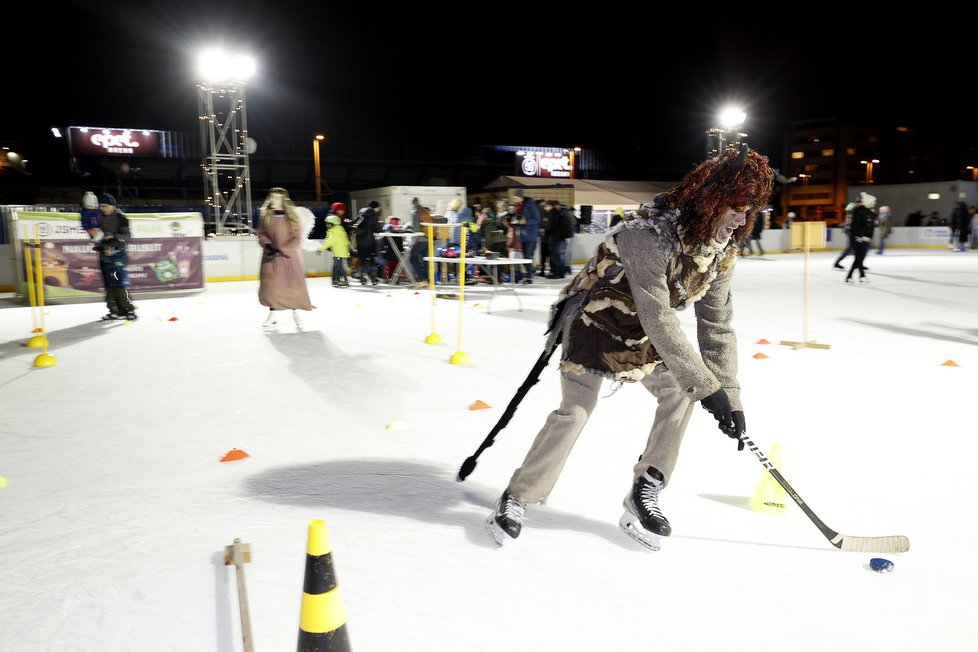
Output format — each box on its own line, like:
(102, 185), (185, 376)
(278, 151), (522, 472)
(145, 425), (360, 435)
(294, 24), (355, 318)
(719, 107), (747, 129)
(198, 50), (256, 82)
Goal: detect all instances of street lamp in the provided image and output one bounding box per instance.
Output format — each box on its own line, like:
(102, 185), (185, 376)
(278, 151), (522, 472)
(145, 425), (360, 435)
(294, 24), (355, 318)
(568, 146), (581, 179)
(860, 159), (879, 185)
(313, 134), (325, 202)
(706, 106), (747, 158)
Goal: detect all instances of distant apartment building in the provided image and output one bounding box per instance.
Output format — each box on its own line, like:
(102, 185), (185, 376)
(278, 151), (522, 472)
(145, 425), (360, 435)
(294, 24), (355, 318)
(779, 117), (970, 226)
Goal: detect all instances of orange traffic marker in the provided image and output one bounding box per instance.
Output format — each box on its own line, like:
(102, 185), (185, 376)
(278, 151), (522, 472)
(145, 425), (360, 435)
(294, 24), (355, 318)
(168, 317), (179, 321)
(753, 352), (768, 359)
(468, 400), (491, 410)
(941, 360), (960, 367)
(756, 338), (770, 344)
(220, 448), (250, 462)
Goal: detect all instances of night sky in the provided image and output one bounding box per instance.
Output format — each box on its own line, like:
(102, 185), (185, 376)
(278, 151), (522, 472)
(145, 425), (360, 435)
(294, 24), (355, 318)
(6, 1), (972, 177)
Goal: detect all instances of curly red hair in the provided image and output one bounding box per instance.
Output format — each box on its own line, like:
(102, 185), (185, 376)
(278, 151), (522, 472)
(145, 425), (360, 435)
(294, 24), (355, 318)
(667, 147), (775, 245)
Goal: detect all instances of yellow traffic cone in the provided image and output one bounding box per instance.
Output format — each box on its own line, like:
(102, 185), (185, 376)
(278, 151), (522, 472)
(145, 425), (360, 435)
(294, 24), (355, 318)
(297, 519), (352, 651)
(749, 442), (787, 515)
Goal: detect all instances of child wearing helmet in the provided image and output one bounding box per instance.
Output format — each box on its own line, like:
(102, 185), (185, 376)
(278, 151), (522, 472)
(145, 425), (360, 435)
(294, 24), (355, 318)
(320, 212), (351, 287)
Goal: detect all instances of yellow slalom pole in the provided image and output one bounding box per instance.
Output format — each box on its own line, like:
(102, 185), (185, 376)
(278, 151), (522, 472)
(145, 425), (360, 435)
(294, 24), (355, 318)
(450, 226), (470, 366)
(24, 241), (47, 350)
(31, 227), (56, 367)
(424, 222), (443, 344)
(24, 243), (38, 331)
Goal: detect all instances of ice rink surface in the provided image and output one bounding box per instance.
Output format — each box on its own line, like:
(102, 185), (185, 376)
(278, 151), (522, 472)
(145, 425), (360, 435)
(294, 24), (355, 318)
(1, 248), (976, 651)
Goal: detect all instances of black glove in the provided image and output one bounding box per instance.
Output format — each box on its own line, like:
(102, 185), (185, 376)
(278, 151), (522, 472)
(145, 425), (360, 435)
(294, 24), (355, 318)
(720, 411), (746, 452)
(700, 389), (732, 423)
(701, 389), (745, 451)
(264, 244), (283, 258)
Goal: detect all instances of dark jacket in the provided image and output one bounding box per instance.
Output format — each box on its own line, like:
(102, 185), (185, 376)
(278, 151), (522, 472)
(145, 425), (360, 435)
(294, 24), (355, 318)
(100, 208), (131, 243)
(352, 207), (381, 253)
(849, 205), (876, 239)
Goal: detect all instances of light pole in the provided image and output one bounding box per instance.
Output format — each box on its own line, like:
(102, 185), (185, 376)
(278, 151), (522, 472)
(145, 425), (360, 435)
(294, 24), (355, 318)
(860, 159), (879, 185)
(197, 49), (256, 234)
(706, 106), (747, 158)
(313, 134), (325, 202)
(568, 146), (581, 179)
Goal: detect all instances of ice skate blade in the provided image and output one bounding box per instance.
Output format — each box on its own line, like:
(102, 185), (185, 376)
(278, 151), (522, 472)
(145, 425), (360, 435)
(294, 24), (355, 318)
(619, 512), (662, 551)
(485, 513), (516, 547)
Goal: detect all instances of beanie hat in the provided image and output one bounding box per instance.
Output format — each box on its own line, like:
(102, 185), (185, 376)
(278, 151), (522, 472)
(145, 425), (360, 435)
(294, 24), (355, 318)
(325, 215), (341, 226)
(330, 201), (346, 212)
(82, 191), (98, 209)
(97, 192), (116, 206)
(513, 188), (525, 198)
(368, 201), (380, 209)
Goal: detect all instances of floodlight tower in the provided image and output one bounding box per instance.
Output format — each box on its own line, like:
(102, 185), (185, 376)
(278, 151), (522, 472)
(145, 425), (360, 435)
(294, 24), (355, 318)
(197, 50), (256, 234)
(705, 106), (747, 158)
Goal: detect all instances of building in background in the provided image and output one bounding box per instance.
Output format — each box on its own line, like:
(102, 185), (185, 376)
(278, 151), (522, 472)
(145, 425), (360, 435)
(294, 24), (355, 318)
(780, 117), (977, 226)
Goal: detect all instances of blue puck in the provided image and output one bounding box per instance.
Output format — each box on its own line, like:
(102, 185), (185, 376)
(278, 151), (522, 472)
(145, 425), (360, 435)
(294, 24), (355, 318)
(870, 558), (894, 573)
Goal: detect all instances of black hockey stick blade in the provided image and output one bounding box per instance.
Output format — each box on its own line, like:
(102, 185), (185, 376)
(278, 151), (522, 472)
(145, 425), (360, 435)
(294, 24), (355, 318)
(742, 434), (910, 553)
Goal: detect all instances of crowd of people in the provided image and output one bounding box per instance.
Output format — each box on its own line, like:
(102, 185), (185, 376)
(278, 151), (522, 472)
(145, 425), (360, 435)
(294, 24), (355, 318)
(76, 179), (976, 328)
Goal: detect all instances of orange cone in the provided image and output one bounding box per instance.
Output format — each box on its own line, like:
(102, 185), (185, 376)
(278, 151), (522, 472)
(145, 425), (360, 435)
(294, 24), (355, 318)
(756, 338), (770, 344)
(941, 360), (959, 367)
(753, 352), (768, 359)
(220, 448), (250, 462)
(468, 400), (491, 410)
(168, 317), (179, 321)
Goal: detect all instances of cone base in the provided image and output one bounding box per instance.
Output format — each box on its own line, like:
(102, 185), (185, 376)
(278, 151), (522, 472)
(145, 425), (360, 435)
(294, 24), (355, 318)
(33, 353), (57, 367)
(424, 332), (443, 345)
(26, 335), (48, 348)
(450, 351), (470, 366)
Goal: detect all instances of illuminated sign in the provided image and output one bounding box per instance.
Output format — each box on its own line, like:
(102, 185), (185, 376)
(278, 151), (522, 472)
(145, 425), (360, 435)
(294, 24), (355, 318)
(515, 151), (573, 178)
(69, 126), (161, 157)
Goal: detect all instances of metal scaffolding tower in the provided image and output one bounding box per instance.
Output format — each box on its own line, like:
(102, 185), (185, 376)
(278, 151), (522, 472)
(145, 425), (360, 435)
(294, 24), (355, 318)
(197, 82), (253, 233)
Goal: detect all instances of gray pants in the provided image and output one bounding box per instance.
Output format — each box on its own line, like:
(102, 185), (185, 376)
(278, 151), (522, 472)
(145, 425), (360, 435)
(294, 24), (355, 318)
(507, 364), (694, 504)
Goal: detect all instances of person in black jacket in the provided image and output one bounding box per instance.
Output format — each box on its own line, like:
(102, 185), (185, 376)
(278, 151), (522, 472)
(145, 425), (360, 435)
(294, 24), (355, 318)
(93, 193), (137, 320)
(352, 201), (382, 285)
(846, 192), (876, 284)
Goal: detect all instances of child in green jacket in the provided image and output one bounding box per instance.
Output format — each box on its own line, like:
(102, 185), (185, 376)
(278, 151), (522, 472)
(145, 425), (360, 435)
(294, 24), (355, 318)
(320, 214), (351, 287)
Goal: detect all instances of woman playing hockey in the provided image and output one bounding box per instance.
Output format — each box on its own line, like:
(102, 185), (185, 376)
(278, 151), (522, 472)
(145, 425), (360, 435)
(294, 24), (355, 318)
(487, 145), (775, 551)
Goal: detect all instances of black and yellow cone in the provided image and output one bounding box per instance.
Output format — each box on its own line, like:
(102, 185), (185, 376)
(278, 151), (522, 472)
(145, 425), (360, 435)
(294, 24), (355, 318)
(297, 519), (352, 652)
(748, 442), (788, 515)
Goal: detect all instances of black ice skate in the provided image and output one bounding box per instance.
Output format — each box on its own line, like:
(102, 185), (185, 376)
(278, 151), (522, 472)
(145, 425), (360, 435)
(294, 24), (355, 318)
(620, 467), (671, 551)
(486, 491), (526, 547)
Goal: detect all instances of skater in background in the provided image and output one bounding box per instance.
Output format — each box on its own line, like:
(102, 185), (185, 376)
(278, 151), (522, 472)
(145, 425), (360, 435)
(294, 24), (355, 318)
(951, 202), (970, 252)
(486, 146), (775, 550)
(747, 207), (767, 256)
(89, 192), (137, 321)
(257, 187), (314, 327)
(876, 205), (892, 254)
(845, 192), (876, 284)
(319, 213), (351, 287)
(833, 200), (857, 269)
(351, 201), (382, 285)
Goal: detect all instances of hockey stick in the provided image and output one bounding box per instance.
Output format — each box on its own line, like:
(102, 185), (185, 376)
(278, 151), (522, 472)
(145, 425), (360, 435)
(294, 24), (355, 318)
(456, 343), (559, 482)
(741, 433), (910, 553)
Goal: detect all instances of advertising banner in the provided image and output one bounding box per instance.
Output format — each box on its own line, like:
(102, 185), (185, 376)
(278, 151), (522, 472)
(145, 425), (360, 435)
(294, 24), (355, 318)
(13, 211), (204, 299)
(68, 126), (162, 157)
(515, 151), (573, 178)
